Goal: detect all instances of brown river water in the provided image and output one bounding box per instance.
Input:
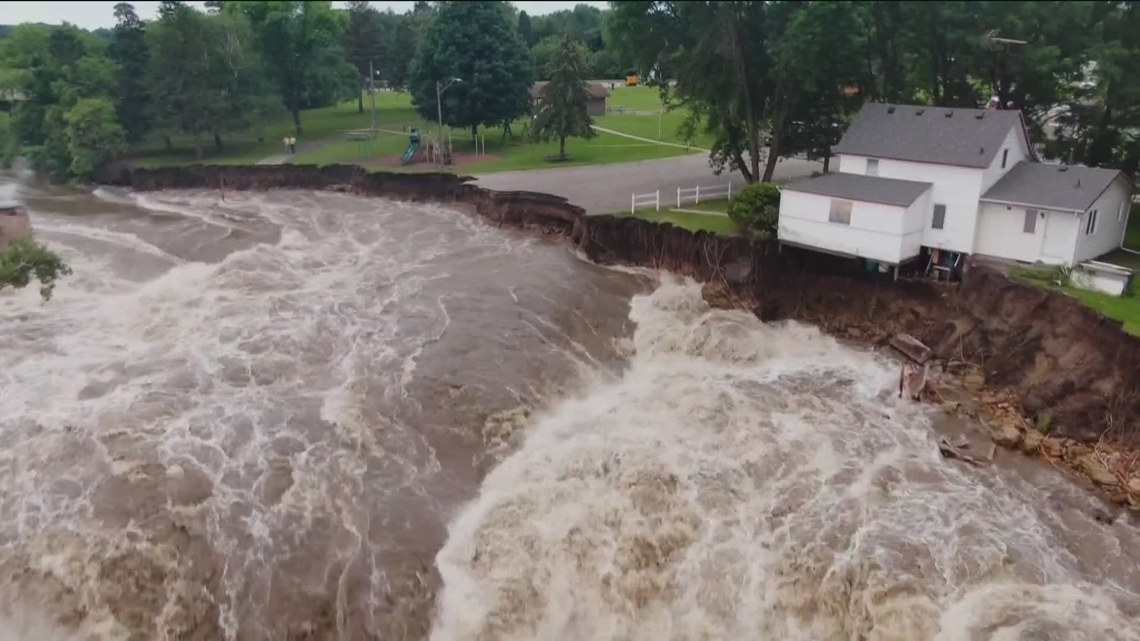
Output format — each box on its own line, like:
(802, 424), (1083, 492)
(0, 174), (1139, 641)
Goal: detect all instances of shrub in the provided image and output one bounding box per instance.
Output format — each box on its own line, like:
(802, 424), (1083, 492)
(727, 182), (781, 240)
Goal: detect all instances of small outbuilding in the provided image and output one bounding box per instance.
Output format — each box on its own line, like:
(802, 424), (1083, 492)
(529, 81), (610, 117)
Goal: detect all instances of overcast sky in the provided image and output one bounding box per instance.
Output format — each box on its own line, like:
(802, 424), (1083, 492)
(2, 1), (609, 30)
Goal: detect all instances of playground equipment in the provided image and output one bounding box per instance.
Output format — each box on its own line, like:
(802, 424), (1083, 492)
(401, 128), (421, 165)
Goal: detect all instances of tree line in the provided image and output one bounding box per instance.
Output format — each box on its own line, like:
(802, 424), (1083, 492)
(2, 1), (1136, 186)
(607, 0), (1139, 182)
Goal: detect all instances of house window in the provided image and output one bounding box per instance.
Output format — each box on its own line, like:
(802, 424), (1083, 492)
(932, 204), (946, 230)
(1001, 148), (1009, 169)
(1086, 208), (1098, 235)
(866, 159), (879, 176)
(1023, 209), (1037, 234)
(829, 199), (852, 225)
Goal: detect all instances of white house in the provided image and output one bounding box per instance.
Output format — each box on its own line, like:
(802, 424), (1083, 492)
(777, 102), (1133, 275)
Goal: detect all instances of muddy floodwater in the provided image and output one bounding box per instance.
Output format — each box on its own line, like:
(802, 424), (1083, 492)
(1, 176), (1139, 641)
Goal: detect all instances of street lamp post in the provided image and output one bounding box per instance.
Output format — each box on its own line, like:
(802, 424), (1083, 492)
(369, 60), (377, 135)
(436, 77), (462, 165)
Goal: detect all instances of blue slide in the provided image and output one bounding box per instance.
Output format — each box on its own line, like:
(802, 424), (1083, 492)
(400, 141), (419, 165)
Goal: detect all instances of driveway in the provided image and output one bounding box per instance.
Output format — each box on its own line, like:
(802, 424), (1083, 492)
(472, 153), (821, 214)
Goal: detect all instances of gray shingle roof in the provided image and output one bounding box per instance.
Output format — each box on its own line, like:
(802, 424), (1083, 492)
(782, 172), (932, 207)
(833, 103), (1026, 168)
(980, 161), (1126, 212)
(529, 81), (609, 100)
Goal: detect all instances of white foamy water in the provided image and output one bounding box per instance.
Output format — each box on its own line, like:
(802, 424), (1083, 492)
(431, 278), (1140, 641)
(0, 182), (645, 640)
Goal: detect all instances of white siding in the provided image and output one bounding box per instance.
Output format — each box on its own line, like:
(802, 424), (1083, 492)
(1073, 179), (1132, 263)
(837, 154), (985, 254)
(778, 189), (926, 264)
(975, 203), (1078, 265)
(981, 126), (1029, 193)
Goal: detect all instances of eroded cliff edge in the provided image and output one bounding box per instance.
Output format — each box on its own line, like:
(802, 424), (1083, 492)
(95, 163), (1140, 502)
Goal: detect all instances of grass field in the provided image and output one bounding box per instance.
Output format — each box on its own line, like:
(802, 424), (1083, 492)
(1012, 264), (1140, 336)
(596, 85), (713, 149)
(624, 208), (740, 236)
(128, 87), (707, 172)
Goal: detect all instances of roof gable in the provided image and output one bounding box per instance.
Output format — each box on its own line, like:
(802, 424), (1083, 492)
(980, 161), (1128, 212)
(833, 103), (1027, 169)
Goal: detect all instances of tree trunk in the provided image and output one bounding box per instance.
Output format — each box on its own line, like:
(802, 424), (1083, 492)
(290, 93), (303, 135)
(823, 151), (831, 173)
(214, 132), (223, 152)
(193, 131), (203, 160)
(163, 135), (173, 151)
(358, 88), (364, 114)
(732, 151), (754, 183)
(559, 135), (566, 158)
(471, 123), (478, 143)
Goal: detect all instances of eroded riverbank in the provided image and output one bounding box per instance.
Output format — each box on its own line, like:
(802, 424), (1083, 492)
(93, 163), (1140, 513)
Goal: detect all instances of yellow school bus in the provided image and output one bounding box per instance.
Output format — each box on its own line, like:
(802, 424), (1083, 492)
(625, 70), (639, 87)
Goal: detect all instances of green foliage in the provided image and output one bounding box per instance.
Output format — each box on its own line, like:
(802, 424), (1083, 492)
(237, 1), (355, 132)
(529, 36), (597, 160)
(727, 182), (781, 240)
(63, 97), (126, 178)
(606, 1), (1140, 181)
(1035, 412), (1053, 434)
(410, 1), (531, 136)
(0, 238), (72, 302)
(344, 0), (383, 112)
(109, 2), (152, 143)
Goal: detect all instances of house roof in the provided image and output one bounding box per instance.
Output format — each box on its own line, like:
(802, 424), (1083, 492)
(833, 102), (1027, 168)
(529, 81), (609, 100)
(980, 161), (1128, 212)
(782, 172), (933, 207)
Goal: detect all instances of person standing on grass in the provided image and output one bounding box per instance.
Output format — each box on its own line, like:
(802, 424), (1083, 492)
(289, 136), (297, 154)
(283, 135), (290, 154)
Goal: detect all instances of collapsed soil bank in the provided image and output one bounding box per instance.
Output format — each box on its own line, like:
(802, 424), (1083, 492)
(94, 163), (1140, 503)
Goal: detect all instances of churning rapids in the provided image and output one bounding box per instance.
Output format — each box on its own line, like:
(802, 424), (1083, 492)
(1, 175), (1138, 641)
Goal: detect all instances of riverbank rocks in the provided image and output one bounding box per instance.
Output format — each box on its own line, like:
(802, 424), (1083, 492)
(700, 281), (736, 310)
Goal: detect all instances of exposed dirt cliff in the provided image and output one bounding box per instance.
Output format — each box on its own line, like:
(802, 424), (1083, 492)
(95, 163), (1140, 504)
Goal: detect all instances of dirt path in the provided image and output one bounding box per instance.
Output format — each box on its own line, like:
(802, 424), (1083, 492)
(590, 125), (711, 153)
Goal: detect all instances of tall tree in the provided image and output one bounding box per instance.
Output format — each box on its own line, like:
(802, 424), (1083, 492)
(608, 1), (775, 182)
(772, 1), (872, 174)
(237, 0), (353, 134)
(344, 0), (383, 114)
(108, 3), (150, 143)
(410, 1), (532, 139)
(517, 11), (535, 48)
(529, 36), (597, 160)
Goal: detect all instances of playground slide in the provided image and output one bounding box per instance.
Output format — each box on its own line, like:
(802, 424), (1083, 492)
(400, 141), (420, 165)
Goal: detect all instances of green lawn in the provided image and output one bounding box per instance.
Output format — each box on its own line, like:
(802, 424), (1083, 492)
(595, 85), (713, 149)
(1012, 265), (1140, 336)
(128, 88), (706, 172)
(620, 208), (740, 236)
(675, 198), (731, 215)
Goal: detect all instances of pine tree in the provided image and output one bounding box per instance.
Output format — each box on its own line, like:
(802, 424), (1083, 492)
(528, 36), (596, 161)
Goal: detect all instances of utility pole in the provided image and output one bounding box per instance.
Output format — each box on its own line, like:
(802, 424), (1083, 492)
(436, 78), (462, 165)
(369, 60), (377, 135)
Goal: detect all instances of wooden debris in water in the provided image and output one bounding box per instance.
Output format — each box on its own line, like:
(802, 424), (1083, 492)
(889, 333), (932, 364)
(938, 437), (987, 467)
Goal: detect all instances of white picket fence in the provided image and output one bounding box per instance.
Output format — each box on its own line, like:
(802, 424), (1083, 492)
(630, 190), (661, 213)
(676, 183), (733, 207)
